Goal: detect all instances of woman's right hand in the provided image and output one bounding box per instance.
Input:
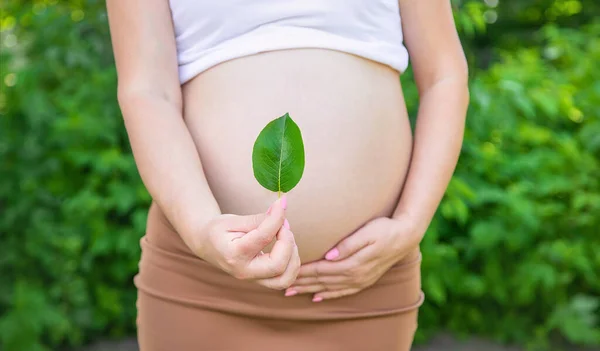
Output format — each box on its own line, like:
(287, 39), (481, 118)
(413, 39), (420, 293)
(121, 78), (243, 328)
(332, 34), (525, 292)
(191, 196), (300, 290)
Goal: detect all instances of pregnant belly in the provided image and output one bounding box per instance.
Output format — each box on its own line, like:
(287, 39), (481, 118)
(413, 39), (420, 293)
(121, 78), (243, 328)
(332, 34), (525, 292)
(182, 49), (413, 263)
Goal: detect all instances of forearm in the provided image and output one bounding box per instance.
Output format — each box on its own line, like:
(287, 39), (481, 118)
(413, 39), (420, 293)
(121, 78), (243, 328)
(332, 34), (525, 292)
(119, 93), (221, 245)
(393, 76), (469, 234)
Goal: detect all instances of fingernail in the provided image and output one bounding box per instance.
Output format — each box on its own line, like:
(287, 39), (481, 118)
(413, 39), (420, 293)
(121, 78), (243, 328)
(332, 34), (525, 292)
(283, 219), (290, 230)
(285, 289), (297, 297)
(325, 248), (339, 261)
(312, 296), (323, 302)
(280, 195), (287, 210)
(266, 205), (272, 215)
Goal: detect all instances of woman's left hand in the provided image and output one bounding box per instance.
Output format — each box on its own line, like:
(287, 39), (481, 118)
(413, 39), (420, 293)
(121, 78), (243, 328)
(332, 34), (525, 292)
(284, 214), (424, 302)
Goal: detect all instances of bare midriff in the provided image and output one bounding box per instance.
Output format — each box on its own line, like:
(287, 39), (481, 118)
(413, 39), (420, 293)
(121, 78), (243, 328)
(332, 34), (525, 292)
(181, 49), (413, 263)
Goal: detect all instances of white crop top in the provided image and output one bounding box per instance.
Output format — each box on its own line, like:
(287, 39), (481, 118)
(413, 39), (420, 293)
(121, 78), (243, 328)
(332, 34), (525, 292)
(168, 0), (409, 84)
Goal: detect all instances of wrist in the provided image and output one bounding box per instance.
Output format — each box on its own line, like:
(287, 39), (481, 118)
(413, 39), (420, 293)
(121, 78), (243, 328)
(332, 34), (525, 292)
(176, 206), (221, 257)
(391, 212), (429, 243)
(394, 205), (432, 231)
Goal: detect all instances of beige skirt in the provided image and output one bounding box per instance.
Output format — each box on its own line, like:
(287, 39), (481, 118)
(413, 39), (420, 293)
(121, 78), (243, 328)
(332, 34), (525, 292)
(134, 203), (424, 351)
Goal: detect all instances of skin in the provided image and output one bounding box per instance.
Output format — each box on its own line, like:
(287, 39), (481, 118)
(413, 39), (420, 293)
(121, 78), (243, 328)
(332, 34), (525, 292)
(106, 0), (468, 300)
(180, 48), (412, 263)
(286, 0), (470, 301)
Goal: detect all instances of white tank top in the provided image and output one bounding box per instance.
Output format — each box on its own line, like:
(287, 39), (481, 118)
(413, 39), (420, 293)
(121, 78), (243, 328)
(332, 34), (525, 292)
(169, 0), (409, 84)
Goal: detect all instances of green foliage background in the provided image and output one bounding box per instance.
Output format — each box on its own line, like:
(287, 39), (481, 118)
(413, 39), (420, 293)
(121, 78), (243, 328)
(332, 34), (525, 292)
(1, 0), (599, 350)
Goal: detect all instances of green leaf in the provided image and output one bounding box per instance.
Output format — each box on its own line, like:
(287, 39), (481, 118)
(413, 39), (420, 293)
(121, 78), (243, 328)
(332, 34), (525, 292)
(252, 113), (305, 195)
(424, 274), (447, 304)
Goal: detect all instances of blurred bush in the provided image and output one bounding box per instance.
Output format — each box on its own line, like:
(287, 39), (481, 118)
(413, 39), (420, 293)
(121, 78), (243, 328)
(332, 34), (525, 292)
(1, 1), (148, 350)
(414, 21), (600, 351)
(1, 0), (599, 350)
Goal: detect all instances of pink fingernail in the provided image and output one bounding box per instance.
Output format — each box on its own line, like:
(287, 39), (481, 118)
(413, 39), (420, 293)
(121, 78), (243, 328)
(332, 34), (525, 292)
(266, 205), (272, 215)
(283, 219), (290, 230)
(312, 296), (323, 302)
(280, 195), (287, 210)
(285, 289), (297, 297)
(325, 248), (339, 261)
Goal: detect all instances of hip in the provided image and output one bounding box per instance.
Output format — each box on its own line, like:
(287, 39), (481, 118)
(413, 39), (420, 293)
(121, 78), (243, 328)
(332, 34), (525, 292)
(134, 202), (424, 321)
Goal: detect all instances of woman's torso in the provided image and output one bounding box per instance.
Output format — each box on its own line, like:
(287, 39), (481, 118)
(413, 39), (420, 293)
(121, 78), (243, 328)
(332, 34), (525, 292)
(180, 49), (413, 263)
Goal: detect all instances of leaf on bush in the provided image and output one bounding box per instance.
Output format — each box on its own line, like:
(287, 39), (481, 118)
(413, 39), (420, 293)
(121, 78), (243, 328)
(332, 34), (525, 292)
(548, 295), (600, 345)
(425, 275), (447, 304)
(252, 113), (305, 195)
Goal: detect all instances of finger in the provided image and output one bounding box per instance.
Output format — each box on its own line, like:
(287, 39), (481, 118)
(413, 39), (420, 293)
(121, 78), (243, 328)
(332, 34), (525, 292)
(225, 213), (267, 233)
(297, 259), (352, 278)
(256, 249), (300, 290)
(289, 275), (347, 287)
(256, 240), (300, 290)
(245, 226), (295, 279)
(313, 288), (360, 302)
(235, 196), (287, 257)
(300, 242), (379, 278)
(324, 228), (371, 262)
(285, 284), (327, 295)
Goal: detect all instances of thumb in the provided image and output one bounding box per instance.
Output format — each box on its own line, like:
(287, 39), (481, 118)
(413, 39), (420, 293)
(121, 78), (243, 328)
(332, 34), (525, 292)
(324, 227), (370, 261)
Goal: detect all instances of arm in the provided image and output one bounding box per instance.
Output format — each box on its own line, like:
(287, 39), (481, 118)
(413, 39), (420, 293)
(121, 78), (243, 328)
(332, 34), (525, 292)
(106, 0), (300, 289)
(105, 0), (220, 249)
(392, 0), (470, 234)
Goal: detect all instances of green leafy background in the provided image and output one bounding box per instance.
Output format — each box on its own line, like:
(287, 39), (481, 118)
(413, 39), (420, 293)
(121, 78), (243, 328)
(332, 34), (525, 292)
(1, 1), (599, 350)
